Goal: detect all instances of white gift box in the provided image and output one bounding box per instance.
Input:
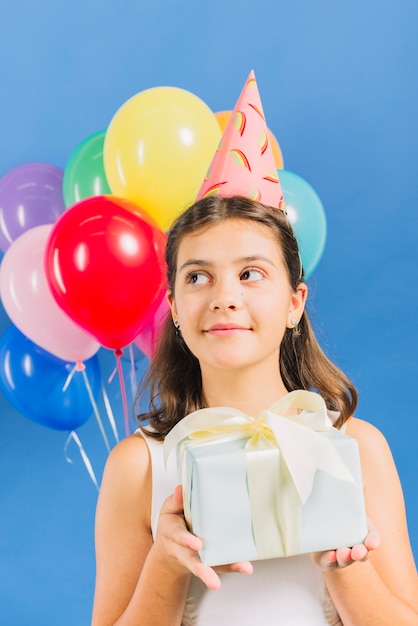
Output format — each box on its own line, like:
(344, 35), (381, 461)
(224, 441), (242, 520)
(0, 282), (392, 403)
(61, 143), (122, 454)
(164, 390), (368, 566)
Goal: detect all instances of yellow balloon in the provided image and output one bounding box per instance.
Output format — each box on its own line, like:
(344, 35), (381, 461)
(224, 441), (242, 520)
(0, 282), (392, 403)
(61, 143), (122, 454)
(104, 87), (221, 231)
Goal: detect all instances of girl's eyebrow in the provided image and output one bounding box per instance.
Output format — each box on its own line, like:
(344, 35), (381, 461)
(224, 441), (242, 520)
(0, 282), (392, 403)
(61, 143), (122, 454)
(178, 255), (276, 273)
(178, 259), (209, 272)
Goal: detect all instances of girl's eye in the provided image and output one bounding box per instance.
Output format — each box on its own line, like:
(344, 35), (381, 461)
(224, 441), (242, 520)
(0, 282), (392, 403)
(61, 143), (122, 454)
(240, 268), (264, 282)
(185, 271), (209, 285)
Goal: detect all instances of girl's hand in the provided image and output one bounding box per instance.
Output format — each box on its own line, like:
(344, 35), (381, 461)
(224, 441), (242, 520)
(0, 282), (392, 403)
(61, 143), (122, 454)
(311, 518), (381, 572)
(155, 485), (253, 590)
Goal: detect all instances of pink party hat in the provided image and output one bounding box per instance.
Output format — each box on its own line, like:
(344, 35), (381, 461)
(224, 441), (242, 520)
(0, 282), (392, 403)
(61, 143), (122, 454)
(196, 70), (285, 211)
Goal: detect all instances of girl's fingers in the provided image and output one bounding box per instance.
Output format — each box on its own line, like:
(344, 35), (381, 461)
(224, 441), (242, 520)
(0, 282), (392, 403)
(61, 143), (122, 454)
(196, 560), (253, 590)
(335, 547), (353, 568)
(194, 563), (222, 590)
(172, 484), (184, 509)
(160, 484), (183, 516)
(156, 488), (222, 589)
(364, 523), (381, 551)
(313, 550), (338, 571)
(215, 561), (254, 576)
(312, 518), (381, 571)
(158, 486), (254, 589)
(350, 543), (369, 562)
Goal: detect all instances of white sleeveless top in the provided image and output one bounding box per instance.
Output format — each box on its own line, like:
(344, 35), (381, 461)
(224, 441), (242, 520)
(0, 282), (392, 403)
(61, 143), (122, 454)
(140, 422), (343, 626)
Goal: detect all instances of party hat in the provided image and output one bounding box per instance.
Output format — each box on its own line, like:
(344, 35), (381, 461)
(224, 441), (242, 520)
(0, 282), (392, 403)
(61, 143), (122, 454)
(196, 70), (285, 211)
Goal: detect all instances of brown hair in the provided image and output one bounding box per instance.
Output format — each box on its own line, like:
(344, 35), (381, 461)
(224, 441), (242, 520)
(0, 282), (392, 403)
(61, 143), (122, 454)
(136, 195), (357, 439)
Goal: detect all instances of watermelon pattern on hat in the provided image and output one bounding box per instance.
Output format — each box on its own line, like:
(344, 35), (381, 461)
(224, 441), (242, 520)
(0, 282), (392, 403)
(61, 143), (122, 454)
(196, 70), (285, 211)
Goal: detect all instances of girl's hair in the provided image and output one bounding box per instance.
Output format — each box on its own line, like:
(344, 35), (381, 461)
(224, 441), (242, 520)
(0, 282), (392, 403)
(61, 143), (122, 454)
(136, 195), (357, 439)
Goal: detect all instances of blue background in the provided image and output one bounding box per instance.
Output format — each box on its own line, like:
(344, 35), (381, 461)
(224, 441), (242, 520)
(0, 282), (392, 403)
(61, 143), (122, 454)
(0, 1), (417, 624)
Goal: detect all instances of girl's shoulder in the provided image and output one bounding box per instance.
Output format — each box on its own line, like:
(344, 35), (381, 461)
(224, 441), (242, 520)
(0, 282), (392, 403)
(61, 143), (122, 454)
(97, 432), (153, 536)
(101, 431), (151, 491)
(344, 416), (398, 482)
(108, 429), (149, 457)
(344, 416), (391, 453)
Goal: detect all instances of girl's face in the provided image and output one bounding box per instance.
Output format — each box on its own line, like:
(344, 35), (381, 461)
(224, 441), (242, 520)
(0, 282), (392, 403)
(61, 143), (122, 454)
(168, 218), (307, 376)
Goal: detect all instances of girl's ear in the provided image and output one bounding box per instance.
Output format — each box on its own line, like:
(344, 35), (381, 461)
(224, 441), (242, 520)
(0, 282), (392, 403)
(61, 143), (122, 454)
(287, 283), (308, 327)
(166, 289), (178, 323)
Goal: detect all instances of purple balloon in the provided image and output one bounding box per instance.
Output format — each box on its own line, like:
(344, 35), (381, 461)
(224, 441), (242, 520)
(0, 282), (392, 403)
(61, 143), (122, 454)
(0, 162), (65, 252)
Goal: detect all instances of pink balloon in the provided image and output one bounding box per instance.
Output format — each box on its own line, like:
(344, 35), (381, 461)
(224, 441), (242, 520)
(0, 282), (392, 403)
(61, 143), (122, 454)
(0, 225), (100, 362)
(134, 293), (170, 358)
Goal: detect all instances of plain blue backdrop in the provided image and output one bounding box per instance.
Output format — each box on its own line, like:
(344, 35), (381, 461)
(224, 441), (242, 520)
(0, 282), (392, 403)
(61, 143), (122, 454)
(0, 1), (417, 624)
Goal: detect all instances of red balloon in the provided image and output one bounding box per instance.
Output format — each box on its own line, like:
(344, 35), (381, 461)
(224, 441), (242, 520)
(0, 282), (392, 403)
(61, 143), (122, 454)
(45, 195), (167, 349)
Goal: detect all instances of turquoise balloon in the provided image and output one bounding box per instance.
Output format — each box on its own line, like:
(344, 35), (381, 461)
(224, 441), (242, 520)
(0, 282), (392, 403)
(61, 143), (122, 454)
(279, 169), (327, 279)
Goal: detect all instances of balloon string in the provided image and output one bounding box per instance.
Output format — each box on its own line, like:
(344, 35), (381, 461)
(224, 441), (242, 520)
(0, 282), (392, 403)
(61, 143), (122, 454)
(108, 366), (117, 384)
(101, 382), (120, 444)
(115, 349), (130, 437)
(62, 361), (110, 452)
(80, 365), (111, 453)
(64, 431), (99, 492)
(128, 343), (138, 403)
(62, 363), (77, 392)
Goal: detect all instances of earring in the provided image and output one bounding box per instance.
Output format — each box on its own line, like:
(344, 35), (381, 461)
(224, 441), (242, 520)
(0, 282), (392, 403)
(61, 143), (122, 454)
(290, 318), (300, 338)
(173, 321), (181, 338)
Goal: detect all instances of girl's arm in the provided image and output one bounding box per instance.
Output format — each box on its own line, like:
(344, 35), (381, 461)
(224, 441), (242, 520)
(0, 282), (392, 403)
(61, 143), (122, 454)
(322, 418), (418, 626)
(91, 434), (191, 626)
(91, 434), (250, 626)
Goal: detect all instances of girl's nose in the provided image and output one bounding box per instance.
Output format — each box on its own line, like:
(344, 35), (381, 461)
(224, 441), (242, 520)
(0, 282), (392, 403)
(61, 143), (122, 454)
(209, 279), (243, 311)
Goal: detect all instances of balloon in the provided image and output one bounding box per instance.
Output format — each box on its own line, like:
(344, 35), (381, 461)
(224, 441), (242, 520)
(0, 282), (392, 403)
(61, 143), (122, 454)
(0, 162), (65, 253)
(0, 325), (101, 430)
(0, 225), (100, 362)
(134, 292), (170, 358)
(215, 110), (284, 169)
(45, 195), (167, 350)
(104, 86), (221, 231)
(279, 169), (327, 279)
(63, 130), (112, 208)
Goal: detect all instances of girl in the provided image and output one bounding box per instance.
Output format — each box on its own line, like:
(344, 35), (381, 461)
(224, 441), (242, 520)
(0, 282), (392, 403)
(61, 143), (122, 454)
(92, 195), (418, 625)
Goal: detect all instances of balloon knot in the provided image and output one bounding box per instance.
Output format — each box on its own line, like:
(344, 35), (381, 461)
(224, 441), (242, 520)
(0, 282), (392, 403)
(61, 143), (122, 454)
(76, 360), (86, 372)
(115, 348), (123, 358)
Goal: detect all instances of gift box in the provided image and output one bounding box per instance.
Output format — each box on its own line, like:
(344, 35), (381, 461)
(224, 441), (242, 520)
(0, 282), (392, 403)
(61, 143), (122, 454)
(164, 390), (368, 566)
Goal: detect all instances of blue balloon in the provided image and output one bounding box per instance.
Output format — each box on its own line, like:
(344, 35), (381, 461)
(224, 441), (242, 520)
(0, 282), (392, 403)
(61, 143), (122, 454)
(0, 325), (101, 430)
(279, 169), (327, 279)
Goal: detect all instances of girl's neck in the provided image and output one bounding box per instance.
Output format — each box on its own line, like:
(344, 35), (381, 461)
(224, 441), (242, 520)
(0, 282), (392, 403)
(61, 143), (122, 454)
(201, 363), (289, 417)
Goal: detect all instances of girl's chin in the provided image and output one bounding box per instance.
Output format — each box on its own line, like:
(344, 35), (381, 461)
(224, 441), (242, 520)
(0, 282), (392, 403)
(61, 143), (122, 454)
(199, 354), (259, 372)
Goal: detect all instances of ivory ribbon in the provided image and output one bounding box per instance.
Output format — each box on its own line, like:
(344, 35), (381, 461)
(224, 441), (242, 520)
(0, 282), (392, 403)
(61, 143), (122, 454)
(164, 390), (355, 558)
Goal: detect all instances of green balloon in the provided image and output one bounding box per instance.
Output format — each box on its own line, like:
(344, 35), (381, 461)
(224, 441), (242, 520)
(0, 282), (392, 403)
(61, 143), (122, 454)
(63, 130), (112, 208)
